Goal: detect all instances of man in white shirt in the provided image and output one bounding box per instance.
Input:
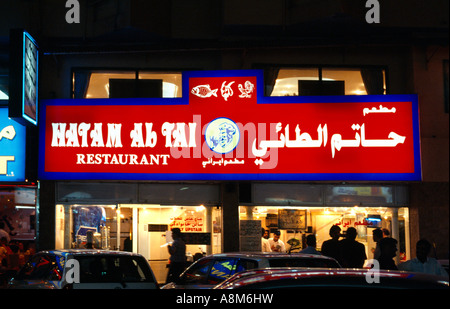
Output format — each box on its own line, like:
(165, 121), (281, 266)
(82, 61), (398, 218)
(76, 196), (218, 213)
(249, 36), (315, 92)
(269, 230), (286, 253)
(261, 228), (271, 252)
(398, 239), (448, 278)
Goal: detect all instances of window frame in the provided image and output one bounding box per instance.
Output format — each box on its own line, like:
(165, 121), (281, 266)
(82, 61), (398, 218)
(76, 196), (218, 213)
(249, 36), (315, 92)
(253, 64), (389, 96)
(70, 68), (185, 99)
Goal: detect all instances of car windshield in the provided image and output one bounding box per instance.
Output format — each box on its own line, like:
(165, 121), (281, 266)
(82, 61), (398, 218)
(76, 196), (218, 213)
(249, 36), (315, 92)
(268, 258), (339, 268)
(75, 255), (155, 283)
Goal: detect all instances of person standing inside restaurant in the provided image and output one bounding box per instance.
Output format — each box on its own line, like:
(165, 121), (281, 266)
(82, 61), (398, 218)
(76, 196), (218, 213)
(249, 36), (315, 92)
(261, 228), (271, 252)
(373, 228), (399, 270)
(339, 227), (367, 268)
(300, 234), (321, 255)
(269, 230), (286, 253)
(321, 225), (341, 261)
(166, 228), (187, 284)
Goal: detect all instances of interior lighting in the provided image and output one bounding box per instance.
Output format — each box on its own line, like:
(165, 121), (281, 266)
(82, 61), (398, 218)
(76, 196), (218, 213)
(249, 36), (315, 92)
(196, 205), (205, 212)
(366, 214), (382, 222)
(0, 90), (8, 99)
(15, 205), (35, 209)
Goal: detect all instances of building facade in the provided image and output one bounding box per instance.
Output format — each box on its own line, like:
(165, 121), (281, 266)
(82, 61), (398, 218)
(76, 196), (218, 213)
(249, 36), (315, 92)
(1, 0), (448, 283)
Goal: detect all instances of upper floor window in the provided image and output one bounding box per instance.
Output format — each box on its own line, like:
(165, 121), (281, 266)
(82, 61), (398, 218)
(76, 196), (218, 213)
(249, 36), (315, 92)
(72, 67), (386, 99)
(268, 67), (386, 96)
(72, 70), (182, 99)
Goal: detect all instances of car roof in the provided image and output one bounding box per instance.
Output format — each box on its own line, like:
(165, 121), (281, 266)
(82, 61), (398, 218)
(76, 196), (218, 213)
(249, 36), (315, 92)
(214, 268), (450, 289)
(202, 252), (338, 261)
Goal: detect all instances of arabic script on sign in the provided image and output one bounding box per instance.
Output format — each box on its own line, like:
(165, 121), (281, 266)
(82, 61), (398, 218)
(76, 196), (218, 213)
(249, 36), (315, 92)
(251, 105), (406, 165)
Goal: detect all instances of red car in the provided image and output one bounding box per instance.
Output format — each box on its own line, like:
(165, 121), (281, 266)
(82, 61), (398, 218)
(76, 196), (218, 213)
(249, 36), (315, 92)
(214, 268), (449, 289)
(161, 252), (341, 289)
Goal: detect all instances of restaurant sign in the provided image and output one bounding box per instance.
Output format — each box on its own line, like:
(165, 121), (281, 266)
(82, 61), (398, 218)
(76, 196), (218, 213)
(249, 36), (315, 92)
(0, 108), (26, 182)
(39, 70), (421, 181)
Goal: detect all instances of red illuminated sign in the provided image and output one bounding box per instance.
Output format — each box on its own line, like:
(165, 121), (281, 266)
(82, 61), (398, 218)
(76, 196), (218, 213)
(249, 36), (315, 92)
(39, 70), (421, 181)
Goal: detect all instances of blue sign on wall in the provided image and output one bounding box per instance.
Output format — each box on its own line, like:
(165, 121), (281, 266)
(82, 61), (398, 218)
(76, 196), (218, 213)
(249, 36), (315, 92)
(0, 108), (26, 182)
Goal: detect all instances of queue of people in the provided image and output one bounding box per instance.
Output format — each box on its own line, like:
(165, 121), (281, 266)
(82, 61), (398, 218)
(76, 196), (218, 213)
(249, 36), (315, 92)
(260, 226), (448, 278)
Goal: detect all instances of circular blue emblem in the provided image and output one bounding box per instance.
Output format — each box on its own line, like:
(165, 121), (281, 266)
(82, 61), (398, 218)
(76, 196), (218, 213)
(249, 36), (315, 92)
(205, 117), (240, 154)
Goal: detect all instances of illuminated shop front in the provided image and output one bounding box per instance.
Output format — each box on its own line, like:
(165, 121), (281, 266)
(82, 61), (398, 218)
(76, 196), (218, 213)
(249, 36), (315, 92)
(38, 70), (421, 283)
(239, 184), (411, 264)
(53, 183), (222, 283)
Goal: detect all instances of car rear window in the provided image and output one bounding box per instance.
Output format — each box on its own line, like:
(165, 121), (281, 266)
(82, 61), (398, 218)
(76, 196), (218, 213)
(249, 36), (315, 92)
(207, 258), (258, 285)
(76, 255), (155, 283)
(14, 254), (63, 281)
(268, 258), (339, 268)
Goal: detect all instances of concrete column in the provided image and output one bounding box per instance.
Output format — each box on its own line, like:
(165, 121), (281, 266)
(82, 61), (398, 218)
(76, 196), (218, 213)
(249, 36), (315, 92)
(221, 182), (240, 252)
(206, 206), (213, 255)
(391, 208), (400, 264)
(36, 180), (56, 251)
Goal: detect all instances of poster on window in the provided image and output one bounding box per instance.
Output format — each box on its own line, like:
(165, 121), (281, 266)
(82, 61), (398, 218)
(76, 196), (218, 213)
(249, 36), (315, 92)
(278, 209), (307, 230)
(239, 220), (261, 252)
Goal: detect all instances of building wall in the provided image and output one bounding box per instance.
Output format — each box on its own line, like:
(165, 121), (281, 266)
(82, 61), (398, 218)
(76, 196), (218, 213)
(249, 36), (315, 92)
(35, 42), (450, 257)
(1, 1), (448, 256)
(409, 46), (449, 259)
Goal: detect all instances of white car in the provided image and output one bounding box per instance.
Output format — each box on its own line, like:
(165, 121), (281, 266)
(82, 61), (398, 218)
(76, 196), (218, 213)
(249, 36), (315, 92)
(7, 249), (158, 289)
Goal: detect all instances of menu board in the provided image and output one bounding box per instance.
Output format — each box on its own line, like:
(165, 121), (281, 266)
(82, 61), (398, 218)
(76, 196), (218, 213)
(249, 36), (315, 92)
(239, 220), (261, 252)
(278, 209), (307, 230)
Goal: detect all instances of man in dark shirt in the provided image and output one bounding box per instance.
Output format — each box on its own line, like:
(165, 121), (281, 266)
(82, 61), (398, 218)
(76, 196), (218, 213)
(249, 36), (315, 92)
(166, 228), (187, 284)
(339, 227), (367, 268)
(321, 225), (341, 261)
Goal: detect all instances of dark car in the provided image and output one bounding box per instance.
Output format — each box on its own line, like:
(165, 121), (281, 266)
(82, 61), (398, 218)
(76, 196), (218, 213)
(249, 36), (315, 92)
(7, 249), (158, 289)
(214, 268), (450, 289)
(161, 252), (341, 289)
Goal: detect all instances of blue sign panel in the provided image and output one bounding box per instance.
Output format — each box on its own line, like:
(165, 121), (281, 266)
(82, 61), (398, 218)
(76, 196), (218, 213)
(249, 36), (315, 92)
(0, 108), (26, 181)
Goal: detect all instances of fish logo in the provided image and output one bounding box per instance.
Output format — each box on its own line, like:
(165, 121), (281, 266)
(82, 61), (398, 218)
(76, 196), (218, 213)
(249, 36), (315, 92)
(205, 118), (240, 154)
(191, 85), (218, 98)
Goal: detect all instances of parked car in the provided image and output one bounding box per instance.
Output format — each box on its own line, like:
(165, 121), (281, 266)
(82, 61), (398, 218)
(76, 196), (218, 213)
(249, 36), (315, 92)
(161, 252), (341, 289)
(7, 249), (159, 289)
(214, 267), (450, 289)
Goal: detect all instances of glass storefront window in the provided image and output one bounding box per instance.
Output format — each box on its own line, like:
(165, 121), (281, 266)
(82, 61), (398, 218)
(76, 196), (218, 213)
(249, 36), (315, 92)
(239, 205), (410, 265)
(270, 67), (386, 96)
(325, 185), (394, 205)
(55, 203), (222, 284)
(0, 186), (36, 258)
